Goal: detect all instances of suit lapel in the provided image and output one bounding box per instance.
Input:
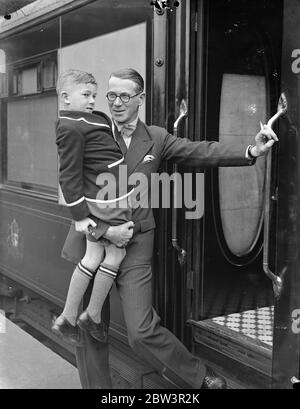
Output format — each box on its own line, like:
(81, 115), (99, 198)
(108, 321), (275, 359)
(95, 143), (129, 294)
(125, 120), (154, 175)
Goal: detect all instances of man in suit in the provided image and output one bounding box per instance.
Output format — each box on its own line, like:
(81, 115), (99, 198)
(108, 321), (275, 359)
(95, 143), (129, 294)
(62, 68), (278, 389)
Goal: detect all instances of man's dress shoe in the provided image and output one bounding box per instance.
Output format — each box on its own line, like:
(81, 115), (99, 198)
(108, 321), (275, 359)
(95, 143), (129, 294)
(77, 310), (108, 342)
(201, 366), (227, 389)
(51, 316), (81, 346)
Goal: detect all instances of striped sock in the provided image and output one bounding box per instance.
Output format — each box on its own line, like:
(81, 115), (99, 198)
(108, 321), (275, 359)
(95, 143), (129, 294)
(86, 263), (118, 323)
(61, 262), (95, 325)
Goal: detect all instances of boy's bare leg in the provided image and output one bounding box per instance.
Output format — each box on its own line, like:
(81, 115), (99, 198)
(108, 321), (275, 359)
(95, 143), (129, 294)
(85, 244), (126, 323)
(59, 240), (105, 325)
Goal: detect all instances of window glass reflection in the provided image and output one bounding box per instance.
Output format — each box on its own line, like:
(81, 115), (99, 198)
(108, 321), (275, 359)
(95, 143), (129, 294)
(7, 95), (58, 189)
(59, 23), (146, 120)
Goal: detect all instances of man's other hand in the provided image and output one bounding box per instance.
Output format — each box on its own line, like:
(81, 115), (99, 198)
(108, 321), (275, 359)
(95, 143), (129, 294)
(104, 221), (134, 247)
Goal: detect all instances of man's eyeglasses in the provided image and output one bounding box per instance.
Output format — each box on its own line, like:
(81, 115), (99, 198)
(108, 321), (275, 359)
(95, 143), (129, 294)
(106, 92), (142, 104)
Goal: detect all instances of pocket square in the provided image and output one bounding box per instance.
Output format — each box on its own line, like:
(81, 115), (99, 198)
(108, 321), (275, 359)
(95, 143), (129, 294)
(142, 154), (155, 163)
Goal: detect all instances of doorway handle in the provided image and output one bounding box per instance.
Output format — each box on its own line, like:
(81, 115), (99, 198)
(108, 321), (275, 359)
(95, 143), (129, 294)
(291, 376), (300, 385)
(172, 99), (188, 266)
(262, 153), (285, 299)
(263, 93), (288, 299)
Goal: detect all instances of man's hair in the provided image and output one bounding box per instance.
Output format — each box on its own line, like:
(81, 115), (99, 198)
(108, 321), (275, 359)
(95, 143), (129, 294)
(56, 69), (97, 94)
(109, 68), (144, 93)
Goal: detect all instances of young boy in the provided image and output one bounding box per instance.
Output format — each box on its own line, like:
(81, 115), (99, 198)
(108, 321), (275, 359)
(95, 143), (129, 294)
(52, 69), (134, 345)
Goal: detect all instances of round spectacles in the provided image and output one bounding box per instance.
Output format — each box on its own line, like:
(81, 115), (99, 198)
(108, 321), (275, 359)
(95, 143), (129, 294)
(106, 91), (142, 103)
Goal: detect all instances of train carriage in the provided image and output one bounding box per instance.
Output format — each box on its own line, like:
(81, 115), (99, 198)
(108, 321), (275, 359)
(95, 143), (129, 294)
(0, 0), (299, 389)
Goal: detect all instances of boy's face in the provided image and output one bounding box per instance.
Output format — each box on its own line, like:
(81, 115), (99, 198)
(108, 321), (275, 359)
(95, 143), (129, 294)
(63, 83), (97, 113)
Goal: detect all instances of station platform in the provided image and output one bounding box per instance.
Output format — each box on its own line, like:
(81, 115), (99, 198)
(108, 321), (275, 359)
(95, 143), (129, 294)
(0, 315), (81, 389)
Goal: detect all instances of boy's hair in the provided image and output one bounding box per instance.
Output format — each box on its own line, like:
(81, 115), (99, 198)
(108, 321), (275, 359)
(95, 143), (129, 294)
(109, 68), (144, 93)
(56, 69), (97, 94)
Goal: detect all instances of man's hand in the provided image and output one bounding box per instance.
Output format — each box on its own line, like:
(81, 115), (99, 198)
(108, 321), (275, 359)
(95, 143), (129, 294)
(103, 221), (134, 247)
(75, 217), (97, 234)
(251, 123), (279, 157)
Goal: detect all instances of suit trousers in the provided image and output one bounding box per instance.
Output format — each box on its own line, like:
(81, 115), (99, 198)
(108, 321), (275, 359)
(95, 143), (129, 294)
(75, 229), (206, 389)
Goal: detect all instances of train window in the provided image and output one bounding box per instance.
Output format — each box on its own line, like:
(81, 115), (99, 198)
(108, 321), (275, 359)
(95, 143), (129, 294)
(218, 73), (266, 258)
(12, 64), (40, 96)
(8, 54), (57, 97)
(59, 0), (152, 120)
(6, 94), (58, 190)
(42, 59), (57, 90)
(0, 74), (7, 97)
(12, 71), (18, 95)
(0, 49), (7, 97)
(59, 22), (147, 120)
(1, 52), (58, 194)
(0, 50), (5, 72)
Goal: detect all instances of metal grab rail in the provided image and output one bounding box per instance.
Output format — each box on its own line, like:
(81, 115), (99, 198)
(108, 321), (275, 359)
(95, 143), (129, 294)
(172, 99), (188, 266)
(263, 93), (288, 299)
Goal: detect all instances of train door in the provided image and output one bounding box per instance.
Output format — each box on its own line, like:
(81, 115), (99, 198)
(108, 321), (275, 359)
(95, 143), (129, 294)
(272, 0), (300, 389)
(185, 0), (299, 389)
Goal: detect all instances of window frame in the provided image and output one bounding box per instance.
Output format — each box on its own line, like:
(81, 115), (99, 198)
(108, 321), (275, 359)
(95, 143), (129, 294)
(0, 51), (58, 200)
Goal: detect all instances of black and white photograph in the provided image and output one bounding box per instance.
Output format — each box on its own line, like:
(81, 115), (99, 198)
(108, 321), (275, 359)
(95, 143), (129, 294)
(0, 0), (299, 393)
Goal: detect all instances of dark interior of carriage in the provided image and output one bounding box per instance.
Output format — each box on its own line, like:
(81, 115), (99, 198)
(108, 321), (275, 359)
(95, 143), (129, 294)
(191, 3), (283, 382)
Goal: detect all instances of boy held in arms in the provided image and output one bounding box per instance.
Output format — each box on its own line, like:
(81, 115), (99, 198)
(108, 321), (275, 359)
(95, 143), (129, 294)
(52, 69), (134, 344)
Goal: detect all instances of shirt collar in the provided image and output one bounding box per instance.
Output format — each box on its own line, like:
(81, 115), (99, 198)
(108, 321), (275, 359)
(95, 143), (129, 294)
(113, 116), (139, 133)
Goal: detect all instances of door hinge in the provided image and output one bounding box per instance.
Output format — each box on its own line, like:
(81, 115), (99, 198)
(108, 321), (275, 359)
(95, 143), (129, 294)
(187, 270), (194, 290)
(194, 12), (198, 32)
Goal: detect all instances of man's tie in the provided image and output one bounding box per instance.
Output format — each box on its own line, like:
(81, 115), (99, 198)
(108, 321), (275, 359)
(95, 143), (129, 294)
(114, 127), (127, 154)
(115, 123), (136, 154)
(120, 123), (136, 138)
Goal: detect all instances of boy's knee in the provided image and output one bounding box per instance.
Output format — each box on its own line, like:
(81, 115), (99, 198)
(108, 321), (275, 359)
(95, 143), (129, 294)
(81, 254), (102, 271)
(82, 242), (105, 270)
(104, 245), (126, 268)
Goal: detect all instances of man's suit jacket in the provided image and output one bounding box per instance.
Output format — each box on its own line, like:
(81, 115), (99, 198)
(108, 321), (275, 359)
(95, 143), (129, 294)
(61, 119), (255, 265)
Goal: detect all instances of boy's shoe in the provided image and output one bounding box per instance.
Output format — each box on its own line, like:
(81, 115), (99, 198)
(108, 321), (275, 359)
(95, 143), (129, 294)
(77, 310), (108, 343)
(51, 316), (81, 346)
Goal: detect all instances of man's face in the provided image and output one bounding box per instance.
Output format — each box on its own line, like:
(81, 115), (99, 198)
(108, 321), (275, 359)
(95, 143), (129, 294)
(63, 83), (97, 113)
(107, 76), (144, 125)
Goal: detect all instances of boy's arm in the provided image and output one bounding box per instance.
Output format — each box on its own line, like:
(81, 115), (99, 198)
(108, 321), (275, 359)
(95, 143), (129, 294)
(75, 217), (97, 234)
(56, 123), (90, 221)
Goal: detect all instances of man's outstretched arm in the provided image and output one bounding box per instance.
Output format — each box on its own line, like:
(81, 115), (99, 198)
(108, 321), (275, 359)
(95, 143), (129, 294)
(161, 123), (278, 167)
